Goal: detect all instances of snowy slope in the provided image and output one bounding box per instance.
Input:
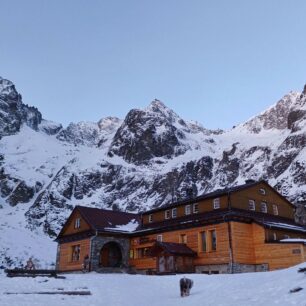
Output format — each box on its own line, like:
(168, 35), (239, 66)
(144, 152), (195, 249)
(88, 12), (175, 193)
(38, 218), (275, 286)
(0, 263), (306, 306)
(1, 76), (306, 268)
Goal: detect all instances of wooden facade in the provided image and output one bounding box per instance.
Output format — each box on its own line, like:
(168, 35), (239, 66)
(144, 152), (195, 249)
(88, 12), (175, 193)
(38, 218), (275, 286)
(56, 180), (306, 274)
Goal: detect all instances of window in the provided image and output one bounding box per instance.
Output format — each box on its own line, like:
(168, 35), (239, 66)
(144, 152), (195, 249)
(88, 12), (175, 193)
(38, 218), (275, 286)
(185, 205), (191, 215)
(165, 210), (170, 219)
(149, 214), (153, 223)
(259, 188), (266, 195)
(71, 245), (80, 262)
(136, 247), (150, 259)
(180, 234), (187, 244)
(213, 198), (220, 209)
(248, 199), (255, 211)
(157, 234), (163, 242)
(129, 249), (134, 259)
(273, 205), (278, 216)
(210, 230), (217, 251)
(273, 233), (277, 241)
(283, 235), (290, 239)
(200, 231), (207, 252)
(193, 203), (199, 214)
(74, 218), (81, 229)
(172, 208), (177, 218)
(260, 202), (267, 213)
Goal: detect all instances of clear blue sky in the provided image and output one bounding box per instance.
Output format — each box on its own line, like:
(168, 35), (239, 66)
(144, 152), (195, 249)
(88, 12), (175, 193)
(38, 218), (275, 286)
(1, 0), (306, 129)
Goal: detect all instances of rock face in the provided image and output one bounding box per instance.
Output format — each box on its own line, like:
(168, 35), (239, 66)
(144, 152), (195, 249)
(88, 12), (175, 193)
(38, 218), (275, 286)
(0, 77), (42, 137)
(108, 100), (202, 164)
(1, 76), (306, 247)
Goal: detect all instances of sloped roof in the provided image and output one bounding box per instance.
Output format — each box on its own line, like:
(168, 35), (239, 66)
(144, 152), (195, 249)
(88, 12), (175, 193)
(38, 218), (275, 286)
(149, 241), (196, 257)
(76, 206), (141, 232)
(142, 180), (295, 214)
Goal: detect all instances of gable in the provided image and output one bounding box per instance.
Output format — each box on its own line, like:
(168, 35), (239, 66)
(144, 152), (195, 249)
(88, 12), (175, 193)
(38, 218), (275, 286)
(230, 181), (295, 219)
(59, 208), (92, 237)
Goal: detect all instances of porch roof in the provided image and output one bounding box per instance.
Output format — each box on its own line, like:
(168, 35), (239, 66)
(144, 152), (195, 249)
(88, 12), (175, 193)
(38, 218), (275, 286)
(149, 241), (196, 257)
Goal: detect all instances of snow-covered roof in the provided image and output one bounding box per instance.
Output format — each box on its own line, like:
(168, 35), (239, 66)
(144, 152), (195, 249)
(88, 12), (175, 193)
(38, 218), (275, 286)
(262, 221), (306, 233)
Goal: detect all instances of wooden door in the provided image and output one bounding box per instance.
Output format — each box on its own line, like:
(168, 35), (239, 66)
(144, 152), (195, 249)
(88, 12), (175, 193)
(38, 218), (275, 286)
(100, 247), (109, 266)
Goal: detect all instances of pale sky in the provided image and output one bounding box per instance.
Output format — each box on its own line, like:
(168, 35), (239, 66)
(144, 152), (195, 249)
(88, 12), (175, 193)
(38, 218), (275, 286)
(1, 0), (306, 129)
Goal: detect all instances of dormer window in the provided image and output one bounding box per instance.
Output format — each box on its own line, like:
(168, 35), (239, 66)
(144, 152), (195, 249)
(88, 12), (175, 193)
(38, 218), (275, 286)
(185, 205), (191, 215)
(259, 188), (266, 195)
(213, 198), (220, 209)
(260, 202), (267, 213)
(193, 203), (199, 214)
(74, 218), (81, 229)
(273, 204), (278, 216)
(165, 210), (170, 219)
(248, 199), (255, 211)
(172, 208), (177, 218)
(149, 214), (153, 223)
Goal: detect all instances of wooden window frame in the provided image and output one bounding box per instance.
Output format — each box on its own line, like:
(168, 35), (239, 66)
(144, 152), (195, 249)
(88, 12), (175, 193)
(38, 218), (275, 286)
(180, 234), (187, 244)
(193, 203), (199, 214)
(172, 208), (177, 218)
(260, 202), (267, 213)
(157, 234), (163, 242)
(213, 198), (220, 209)
(199, 231), (207, 253)
(74, 218), (81, 229)
(185, 205), (191, 215)
(259, 188), (266, 195)
(148, 214), (153, 223)
(273, 204), (278, 216)
(71, 244), (81, 262)
(165, 210), (170, 220)
(248, 199), (255, 211)
(210, 229), (217, 251)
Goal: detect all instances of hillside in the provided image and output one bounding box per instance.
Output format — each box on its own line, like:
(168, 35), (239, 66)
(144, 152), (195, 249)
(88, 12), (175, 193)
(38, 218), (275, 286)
(1, 76), (306, 267)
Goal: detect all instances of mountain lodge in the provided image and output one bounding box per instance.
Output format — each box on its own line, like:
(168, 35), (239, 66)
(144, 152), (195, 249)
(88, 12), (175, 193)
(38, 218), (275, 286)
(55, 180), (306, 274)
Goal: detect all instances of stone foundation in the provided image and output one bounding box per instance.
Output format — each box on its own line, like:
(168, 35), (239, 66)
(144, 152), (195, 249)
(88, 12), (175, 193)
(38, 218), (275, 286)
(195, 263), (269, 274)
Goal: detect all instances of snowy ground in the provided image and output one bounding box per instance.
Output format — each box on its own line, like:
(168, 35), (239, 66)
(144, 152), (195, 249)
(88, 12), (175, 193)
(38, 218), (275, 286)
(0, 264), (306, 306)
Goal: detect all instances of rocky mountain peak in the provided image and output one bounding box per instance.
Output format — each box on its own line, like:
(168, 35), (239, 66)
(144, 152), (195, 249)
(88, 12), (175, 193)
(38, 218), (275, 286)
(107, 101), (191, 164)
(0, 77), (42, 137)
(0, 77), (20, 100)
(241, 91), (300, 133)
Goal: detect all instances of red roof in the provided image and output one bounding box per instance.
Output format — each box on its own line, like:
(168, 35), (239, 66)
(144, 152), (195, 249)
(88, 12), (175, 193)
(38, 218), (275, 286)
(149, 241), (196, 257)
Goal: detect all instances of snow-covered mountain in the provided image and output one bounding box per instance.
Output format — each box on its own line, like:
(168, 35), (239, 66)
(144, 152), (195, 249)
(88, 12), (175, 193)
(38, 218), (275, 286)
(1, 76), (306, 267)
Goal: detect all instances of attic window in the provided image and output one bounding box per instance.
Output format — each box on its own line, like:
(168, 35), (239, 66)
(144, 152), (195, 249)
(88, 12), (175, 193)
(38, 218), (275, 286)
(273, 204), (279, 216)
(172, 208), (177, 218)
(148, 214), (153, 223)
(259, 188), (266, 195)
(213, 198), (220, 209)
(260, 202), (267, 213)
(185, 205), (191, 215)
(193, 203), (199, 214)
(165, 210), (170, 220)
(74, 218), (81, 229)
(248, 199), (255, 211)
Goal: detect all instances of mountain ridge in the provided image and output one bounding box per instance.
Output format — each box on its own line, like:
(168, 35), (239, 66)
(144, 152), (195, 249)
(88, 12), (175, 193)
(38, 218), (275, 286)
(1, 76), (306, 268)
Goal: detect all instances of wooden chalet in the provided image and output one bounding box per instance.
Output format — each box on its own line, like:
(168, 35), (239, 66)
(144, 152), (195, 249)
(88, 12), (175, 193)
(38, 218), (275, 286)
(56, 180), (306, 274)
